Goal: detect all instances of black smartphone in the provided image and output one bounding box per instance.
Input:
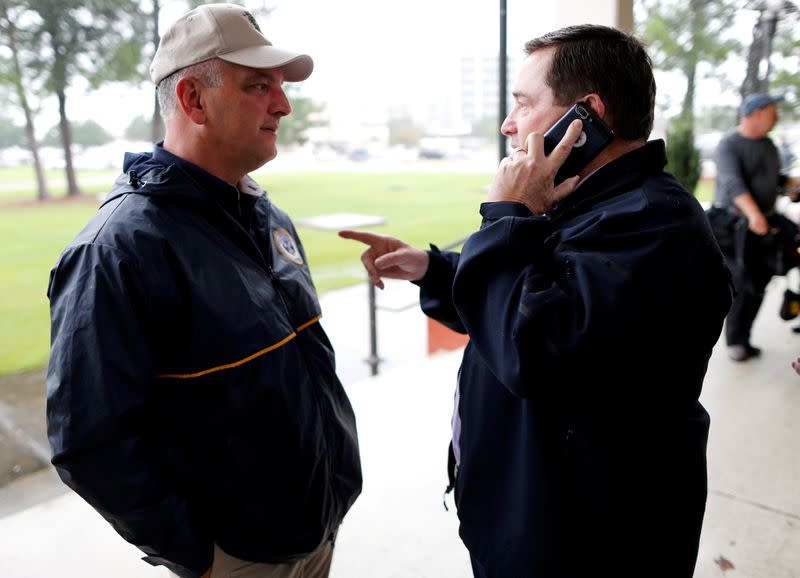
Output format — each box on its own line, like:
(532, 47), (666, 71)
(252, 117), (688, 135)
(543, 101), (614, 185)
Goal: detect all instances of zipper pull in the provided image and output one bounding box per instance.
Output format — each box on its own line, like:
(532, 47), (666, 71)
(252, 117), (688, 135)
(127, 171), (141, 188)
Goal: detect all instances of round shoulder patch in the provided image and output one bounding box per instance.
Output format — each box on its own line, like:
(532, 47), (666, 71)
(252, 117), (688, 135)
(272, 228), (304, 265)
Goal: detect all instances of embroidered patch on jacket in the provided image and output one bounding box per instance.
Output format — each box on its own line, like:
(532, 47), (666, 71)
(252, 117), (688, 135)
(273, 229), (304, 265)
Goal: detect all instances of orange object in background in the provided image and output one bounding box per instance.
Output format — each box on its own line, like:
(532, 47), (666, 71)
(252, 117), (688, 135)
(427, 318), (469, 354)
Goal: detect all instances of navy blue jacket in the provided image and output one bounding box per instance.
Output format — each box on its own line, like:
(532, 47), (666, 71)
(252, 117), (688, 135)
(46, 150), (362, 577)
(418, 141), (732, 577)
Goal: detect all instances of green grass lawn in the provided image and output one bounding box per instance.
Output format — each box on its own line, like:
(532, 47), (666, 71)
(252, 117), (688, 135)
(0, 201), (99, 374)
(0, 166), (119, 202)
(0, 166), (716, 376)
(0, 170), (489, 375)
(260, 172), (486, 286)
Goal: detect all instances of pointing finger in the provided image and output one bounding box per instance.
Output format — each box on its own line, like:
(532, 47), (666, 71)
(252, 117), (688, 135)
(338, 229), (383, 247)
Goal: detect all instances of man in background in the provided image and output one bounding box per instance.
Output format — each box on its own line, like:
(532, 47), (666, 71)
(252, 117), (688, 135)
(714, 92), (800, 360)
(46, 4), (361, 577)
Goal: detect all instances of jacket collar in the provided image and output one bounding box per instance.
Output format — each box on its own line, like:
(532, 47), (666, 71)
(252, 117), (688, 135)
(549, 139), (667, 222)
(103, 145), (247, 211)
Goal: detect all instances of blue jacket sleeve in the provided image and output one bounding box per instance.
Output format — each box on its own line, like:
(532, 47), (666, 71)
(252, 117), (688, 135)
(452, 200), (714, 399)
(46, 243), (212, 578)
(415, 244), (465, 333)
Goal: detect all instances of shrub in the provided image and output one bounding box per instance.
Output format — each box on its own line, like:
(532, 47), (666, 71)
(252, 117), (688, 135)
(665, 118), (701, 195)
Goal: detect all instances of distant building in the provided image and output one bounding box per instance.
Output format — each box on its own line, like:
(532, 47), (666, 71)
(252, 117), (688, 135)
(459, 55), (520, 129)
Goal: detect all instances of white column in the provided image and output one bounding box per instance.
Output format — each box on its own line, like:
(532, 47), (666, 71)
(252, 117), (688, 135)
(553, 0), (633, 31)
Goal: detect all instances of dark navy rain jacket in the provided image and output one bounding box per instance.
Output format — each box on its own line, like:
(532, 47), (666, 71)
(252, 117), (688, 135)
(46, 150), (362, 578)
(417, 141), (732, 577)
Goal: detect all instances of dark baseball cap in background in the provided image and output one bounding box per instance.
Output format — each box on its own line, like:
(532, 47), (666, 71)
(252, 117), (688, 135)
(740, 92), (785, 117)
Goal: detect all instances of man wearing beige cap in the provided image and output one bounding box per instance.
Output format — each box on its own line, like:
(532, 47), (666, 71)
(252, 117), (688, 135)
(45, 4), (362, 578)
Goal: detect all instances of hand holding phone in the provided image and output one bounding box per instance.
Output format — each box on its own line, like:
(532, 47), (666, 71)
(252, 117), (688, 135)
(543, 101), (614, 185)
(488, 119), (586, 214)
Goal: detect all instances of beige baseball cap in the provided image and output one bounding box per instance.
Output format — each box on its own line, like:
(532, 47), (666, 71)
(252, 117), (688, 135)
(150, 3), (313, 86)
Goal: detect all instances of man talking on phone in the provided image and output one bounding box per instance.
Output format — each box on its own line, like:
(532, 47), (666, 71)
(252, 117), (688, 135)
(340, 24), (732, 577)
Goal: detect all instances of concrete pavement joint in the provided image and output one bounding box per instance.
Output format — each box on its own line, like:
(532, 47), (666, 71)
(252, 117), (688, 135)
(709, 488), (800, 521)
(0, 400), (51, 464)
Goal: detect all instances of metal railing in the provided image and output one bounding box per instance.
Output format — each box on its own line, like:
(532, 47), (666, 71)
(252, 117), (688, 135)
(365, 235), (470, 375)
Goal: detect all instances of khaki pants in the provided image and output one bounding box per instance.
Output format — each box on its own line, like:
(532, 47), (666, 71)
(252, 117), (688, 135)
(207, 542), (334, 578)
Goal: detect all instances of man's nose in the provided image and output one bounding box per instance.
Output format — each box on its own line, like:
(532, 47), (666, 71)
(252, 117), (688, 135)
(271, 88), (292, 117)
(500, 116), (514, 136)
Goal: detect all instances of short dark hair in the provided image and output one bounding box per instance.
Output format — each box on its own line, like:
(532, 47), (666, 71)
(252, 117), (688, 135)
(525, 24), (656, 141)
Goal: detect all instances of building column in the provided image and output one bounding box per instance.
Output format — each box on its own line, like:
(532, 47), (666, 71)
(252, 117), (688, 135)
(554, 0), (633, 31)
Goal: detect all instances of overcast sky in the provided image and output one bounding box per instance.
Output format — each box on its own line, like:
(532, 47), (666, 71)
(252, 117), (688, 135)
(35, 0), (558, 137)
(20, 0), (770, 140)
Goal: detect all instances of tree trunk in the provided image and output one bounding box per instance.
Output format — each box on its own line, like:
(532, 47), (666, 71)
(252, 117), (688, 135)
(150, 0), (163, 142)
(761, 12), (779, 89)
(741, 11), (774, 98)
(681, 0), (708, 127)
(681, 61), (697, 125)
(2, 7), (49, 200)
(24, 112), (48, 201)
(12, 50), (50, 201)
(57, 88), (80, 196)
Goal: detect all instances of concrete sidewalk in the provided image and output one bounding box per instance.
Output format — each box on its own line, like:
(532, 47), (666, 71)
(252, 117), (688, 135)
(694, 276), (800, 578)
(1, 277), (799, 577)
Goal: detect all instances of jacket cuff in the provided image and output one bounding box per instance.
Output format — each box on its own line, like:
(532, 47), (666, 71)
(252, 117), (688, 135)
(479, 201), (534, 220)
(413, 244), (455, 291)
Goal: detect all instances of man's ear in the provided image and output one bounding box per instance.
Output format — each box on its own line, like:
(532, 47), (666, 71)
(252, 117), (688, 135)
(175, 76), (207, 125)
(582, 94), (606, 120)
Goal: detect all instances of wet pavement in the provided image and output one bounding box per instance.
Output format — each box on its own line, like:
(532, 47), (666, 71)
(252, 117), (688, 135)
(1, 277), (799, 577)
(0, 368), (49, 492)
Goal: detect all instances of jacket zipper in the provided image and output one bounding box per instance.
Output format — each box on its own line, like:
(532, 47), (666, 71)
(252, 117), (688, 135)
(219, 193), (336, 515)
(263, 196), (338, 526)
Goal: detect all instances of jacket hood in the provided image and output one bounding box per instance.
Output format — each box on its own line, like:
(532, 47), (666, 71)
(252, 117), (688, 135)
(102, 151), (221, 210)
